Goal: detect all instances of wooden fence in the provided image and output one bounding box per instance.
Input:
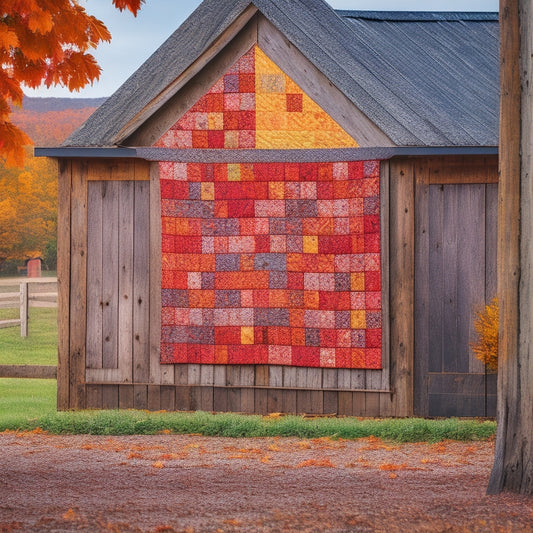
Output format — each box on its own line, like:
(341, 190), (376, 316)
(0, 278), (57, 337)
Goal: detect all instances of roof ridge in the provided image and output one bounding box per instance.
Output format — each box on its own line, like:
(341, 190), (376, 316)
(335, 10), (498, 22)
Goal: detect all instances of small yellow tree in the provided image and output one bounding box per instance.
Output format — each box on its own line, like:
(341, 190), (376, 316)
(471, 297), (498, 372)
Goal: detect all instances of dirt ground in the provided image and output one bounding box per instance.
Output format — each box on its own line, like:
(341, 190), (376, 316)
(1, 432), (532, 533)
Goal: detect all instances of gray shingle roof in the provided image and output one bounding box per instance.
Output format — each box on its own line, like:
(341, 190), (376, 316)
(64, 0), (498, 148)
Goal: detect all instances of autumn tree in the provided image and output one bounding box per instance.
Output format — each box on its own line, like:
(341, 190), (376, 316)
(488, 0), (533, 495)
(0, 0), (143, 166)
(0, 146), (57, 264)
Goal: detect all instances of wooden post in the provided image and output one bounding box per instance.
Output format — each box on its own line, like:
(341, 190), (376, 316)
(488, 0), (533, 495)
(19, 281), (28, 338)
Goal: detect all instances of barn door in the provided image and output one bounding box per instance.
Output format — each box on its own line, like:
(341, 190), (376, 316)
(414, 181), (497, 417)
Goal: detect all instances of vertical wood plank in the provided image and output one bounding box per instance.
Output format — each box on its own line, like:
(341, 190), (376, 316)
(118, 181), (134, 381)
(379, 160), (392, 415)
(389, 160), (415, 417)
(226, 366), (242, 412)
(57, 160), (72, 410)
(69, 160), (88, 409)
(86, 182), (103, 369)
(119, 385), (134, 409)
(241, 366), (256, 414)
(213, 365), (228, 412)
(160, 386), (176, 411)
(149, 162), (170, 385)
(148, 385), (161, 411)
(134, 180), (152, 384)
(352, 392), (366, 416)
(485, 184), (498, 301)
(295, 368), (311, 414)
(456, 185), (486, 374)
(364, 392), (380, 417)
(175, 364), (191, 411)
(133, 385), (148, 410)
(188, 364), (201, 411)
(267, 366), (283, 413)
(102, 386), (119, 409)
(428, 184), (445, 375)
(86, 385), (102, 409)
(337, 369), (352, 416)
(101, 181), (119, 369)
(322, 369), (338, 415)
(282, 367), (297, 413)
(307, 368), (323, 415)
(200, 365), (214, 411)
(414, 162), (430, 416)
(442, 185), (460, 373)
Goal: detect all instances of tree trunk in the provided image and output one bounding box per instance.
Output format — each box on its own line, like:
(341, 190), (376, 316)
(488, 0), (533, 495)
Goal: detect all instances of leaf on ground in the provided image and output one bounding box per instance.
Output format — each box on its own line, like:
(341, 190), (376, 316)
(62, 509), (79, 521)
(152, 461), (165, 469)
(379, 463), (408, 471)
(127, 452), (142, 459)
(223, 519), (243, 526)
(296, 458), (335, 468)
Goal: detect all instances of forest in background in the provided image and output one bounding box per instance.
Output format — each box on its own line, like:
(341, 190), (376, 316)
(0, 97), (105, 274)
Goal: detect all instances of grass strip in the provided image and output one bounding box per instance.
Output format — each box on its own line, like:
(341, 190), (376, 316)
(0, 379), (496, 442)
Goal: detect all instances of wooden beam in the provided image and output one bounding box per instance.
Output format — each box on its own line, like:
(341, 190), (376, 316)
(488, 0), (533, 495)
(69, 160), (88, 409)
(388, 160), (415, 417)
(56, 160), (72, 410)
(0, 365), (57, 379)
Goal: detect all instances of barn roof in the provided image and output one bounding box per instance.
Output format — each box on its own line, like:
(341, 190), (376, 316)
(63, 0), (499, 149)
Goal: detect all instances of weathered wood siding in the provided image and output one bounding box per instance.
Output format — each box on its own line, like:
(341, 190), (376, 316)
(56, 154), (497, 417)
(57, 157), (410, 415)
(414, 156), (498, 417)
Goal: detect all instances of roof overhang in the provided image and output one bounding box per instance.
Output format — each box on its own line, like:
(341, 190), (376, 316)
(35, 146), (498, 161)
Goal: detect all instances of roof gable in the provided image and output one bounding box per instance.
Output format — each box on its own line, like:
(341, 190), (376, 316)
(154, 45), (358, 150)
(64, 0), (499, 149)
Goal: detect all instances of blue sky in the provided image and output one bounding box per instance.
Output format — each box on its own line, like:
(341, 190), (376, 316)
(24, 0), (499, 99)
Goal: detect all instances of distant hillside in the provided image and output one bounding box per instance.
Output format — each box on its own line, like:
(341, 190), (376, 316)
(21, 96), (107, 112)
(11, 96), (107, 146)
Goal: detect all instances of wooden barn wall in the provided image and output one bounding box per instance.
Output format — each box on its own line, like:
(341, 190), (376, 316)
(413, 155), (498, 417)
(57, 155), (497, 416)
(57, 158), (402, 415)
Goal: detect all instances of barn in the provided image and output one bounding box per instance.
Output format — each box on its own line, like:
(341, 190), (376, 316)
(37, 0), (499, 418)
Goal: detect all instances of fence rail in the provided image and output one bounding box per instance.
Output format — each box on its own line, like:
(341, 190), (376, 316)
(0, 278), (57, 337)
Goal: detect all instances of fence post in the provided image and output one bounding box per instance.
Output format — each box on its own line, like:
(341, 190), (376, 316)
(20, 281), (28, 338)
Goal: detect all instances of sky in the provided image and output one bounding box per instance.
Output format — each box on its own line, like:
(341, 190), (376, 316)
(24, 0), (499, 99)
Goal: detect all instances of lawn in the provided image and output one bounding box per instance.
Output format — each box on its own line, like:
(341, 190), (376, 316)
(0, 307), (57, 365)
(0, 378), (57, 425)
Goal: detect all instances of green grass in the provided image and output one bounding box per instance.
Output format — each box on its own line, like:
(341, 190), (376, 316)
(0, 378), (57, 425)
(0, 378), (496, 442)
(0, 307), (57, 365)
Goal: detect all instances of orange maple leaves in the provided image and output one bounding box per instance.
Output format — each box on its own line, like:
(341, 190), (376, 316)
(0, 0), (144, 166)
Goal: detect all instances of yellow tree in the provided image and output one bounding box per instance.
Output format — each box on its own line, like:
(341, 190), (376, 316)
(0, 146), (57, 262)
(0, 0), (144, 166)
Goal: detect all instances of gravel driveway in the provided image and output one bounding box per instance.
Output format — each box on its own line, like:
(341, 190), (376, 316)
(1, 432), (532, 532)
